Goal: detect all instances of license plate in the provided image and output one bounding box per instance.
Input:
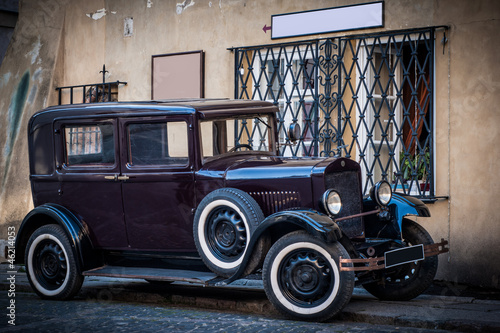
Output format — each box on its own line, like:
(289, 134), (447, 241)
(384, 244), (425, 268)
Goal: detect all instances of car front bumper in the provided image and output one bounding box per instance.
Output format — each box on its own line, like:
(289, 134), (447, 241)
(339, 238), (449, 272)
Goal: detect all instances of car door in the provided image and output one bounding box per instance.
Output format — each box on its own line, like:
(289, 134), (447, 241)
(118, 116), (196, 251)
(54, 119), (129, 249)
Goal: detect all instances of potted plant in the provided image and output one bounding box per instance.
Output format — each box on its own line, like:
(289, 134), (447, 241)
(399, 148), (430, 195)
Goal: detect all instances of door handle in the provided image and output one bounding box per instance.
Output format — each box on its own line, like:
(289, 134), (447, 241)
(104, 175), (130, 181)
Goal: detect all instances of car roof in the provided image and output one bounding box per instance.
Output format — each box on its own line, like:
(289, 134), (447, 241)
(29, 99), (278, 129)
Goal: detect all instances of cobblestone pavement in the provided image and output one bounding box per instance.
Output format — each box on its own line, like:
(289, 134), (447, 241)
(2, 264), (499, 332)
(1, 291), (450, 333)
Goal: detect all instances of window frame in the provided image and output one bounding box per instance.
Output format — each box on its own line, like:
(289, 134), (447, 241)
(199, 114), (275, 164)
(120, 117), (192, 172)
(56, 119), (118, 173)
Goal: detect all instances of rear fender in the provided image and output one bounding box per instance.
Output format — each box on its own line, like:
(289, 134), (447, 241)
(15, 203), (98, 272)
(218, 209), (342, 285)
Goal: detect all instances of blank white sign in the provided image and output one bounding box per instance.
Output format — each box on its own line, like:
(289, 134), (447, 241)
(271, 2), (383, 39)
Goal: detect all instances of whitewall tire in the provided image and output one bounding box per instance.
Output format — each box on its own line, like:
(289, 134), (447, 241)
(263, 231), (354, 322)
(25, 224), (83, 300)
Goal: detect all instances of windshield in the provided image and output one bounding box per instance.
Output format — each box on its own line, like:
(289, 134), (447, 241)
(200, 115), (275, 161)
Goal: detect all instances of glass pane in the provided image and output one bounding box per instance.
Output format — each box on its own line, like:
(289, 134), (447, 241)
(128, 122), (188, 166)
(371, 144), (394, 183)
(373, 99), (395, 142)
(201, 115), (272, 161)
(64, 124), (114, 166)
(373, 52), (394, 96)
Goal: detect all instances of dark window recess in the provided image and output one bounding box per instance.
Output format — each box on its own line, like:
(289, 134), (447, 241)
(55, 65), (127, 105)
(232, 27), (447, 199)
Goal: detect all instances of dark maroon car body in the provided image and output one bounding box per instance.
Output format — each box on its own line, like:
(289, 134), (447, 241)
(24, 99), (363, 253)
(16, 99), (448, 322)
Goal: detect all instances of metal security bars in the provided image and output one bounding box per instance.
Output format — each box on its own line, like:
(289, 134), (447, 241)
(233, 27), (443, 198)
(56, 81), (127, 105)
(55, 65), (127, 105)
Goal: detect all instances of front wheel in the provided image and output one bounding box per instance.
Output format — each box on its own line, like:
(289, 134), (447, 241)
(25, 224), (84, 300)
(194, 188), (268, 278)
(262, 231), (354, 322)
(362, 219), (438, 301)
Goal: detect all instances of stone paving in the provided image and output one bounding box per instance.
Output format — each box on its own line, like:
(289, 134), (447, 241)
(2, 292), (452, 333)
(1, 264), (499, 332)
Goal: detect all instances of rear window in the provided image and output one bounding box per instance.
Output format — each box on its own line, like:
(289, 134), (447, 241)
(64, 124), (115, 166)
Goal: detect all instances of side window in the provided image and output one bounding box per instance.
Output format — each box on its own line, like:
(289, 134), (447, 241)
(127, 121), (188, 166)
(64, 124), (115, 166)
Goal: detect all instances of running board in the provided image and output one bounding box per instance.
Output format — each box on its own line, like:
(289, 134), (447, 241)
(83, 266), (218, 286)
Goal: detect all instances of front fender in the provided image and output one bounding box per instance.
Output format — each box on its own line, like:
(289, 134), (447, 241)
(15, 203), (98, 272)
(218, 209), (342, 285)
(388, 193), (431, 229)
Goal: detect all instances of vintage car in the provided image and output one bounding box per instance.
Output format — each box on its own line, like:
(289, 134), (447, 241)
(16, 99), (447, 321)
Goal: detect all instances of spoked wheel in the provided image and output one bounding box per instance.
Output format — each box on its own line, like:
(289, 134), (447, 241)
(194, 188), (269, 278)
(25, 224), (83, 300)
(263, 231), (354, 322)
(363, 219), (438, 301)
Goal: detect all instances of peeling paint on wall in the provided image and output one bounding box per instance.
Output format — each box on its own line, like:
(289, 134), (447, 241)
(33, 67), (43, 83)
(2, 71), (30, 185)
(0, 72), (11, 88)
(124, 17), (133, 37)
(28, 68), (42, 104)
(176, 0), (195, 14)
(25, 36), (42, 65)
(86, 8), (106, 20)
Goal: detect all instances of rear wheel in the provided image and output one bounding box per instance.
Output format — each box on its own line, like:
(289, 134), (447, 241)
(263, 231), (354, 322)
(25, 224), (83, 300)
(363, 219), (438, 301)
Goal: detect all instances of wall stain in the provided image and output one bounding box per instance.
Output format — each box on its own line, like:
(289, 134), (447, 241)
(2, 70), (30, 185)
(177, 0), (195, 14)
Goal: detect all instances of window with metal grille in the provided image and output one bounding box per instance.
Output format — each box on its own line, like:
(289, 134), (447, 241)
(233, 27), (442, 199)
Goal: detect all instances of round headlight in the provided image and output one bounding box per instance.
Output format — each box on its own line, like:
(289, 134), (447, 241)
(322, 190), (342, 215)
(370, 181), (392, 206)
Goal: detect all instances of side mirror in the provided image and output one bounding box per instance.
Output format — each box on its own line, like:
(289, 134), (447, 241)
(288, 123), (301, 143)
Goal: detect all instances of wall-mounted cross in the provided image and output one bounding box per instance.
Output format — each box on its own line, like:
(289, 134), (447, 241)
(99, 64), (109, 84)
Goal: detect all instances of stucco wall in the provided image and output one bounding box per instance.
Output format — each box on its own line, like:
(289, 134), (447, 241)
(0, 0), (499, 288)
(0, 0), (68, 242)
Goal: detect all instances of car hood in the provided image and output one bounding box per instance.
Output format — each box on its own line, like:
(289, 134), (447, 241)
(198, 154), (330, 180)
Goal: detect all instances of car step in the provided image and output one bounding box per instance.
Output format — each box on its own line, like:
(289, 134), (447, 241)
(82, 266), (219, 286)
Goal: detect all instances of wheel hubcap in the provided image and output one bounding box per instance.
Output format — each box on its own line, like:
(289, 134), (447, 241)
(216, 221), (236, 247)
(34, 240), (67, 290)
(281, 251), (333, 305)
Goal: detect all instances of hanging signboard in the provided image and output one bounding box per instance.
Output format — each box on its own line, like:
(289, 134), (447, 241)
(271, 1), (384, 39)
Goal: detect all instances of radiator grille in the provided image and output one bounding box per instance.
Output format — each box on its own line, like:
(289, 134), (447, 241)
(325, 171), (364, 238)
(249, 191), (301, 216)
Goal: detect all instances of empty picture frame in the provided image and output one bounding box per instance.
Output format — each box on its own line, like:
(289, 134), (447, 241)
(152, 50), (205, 99)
